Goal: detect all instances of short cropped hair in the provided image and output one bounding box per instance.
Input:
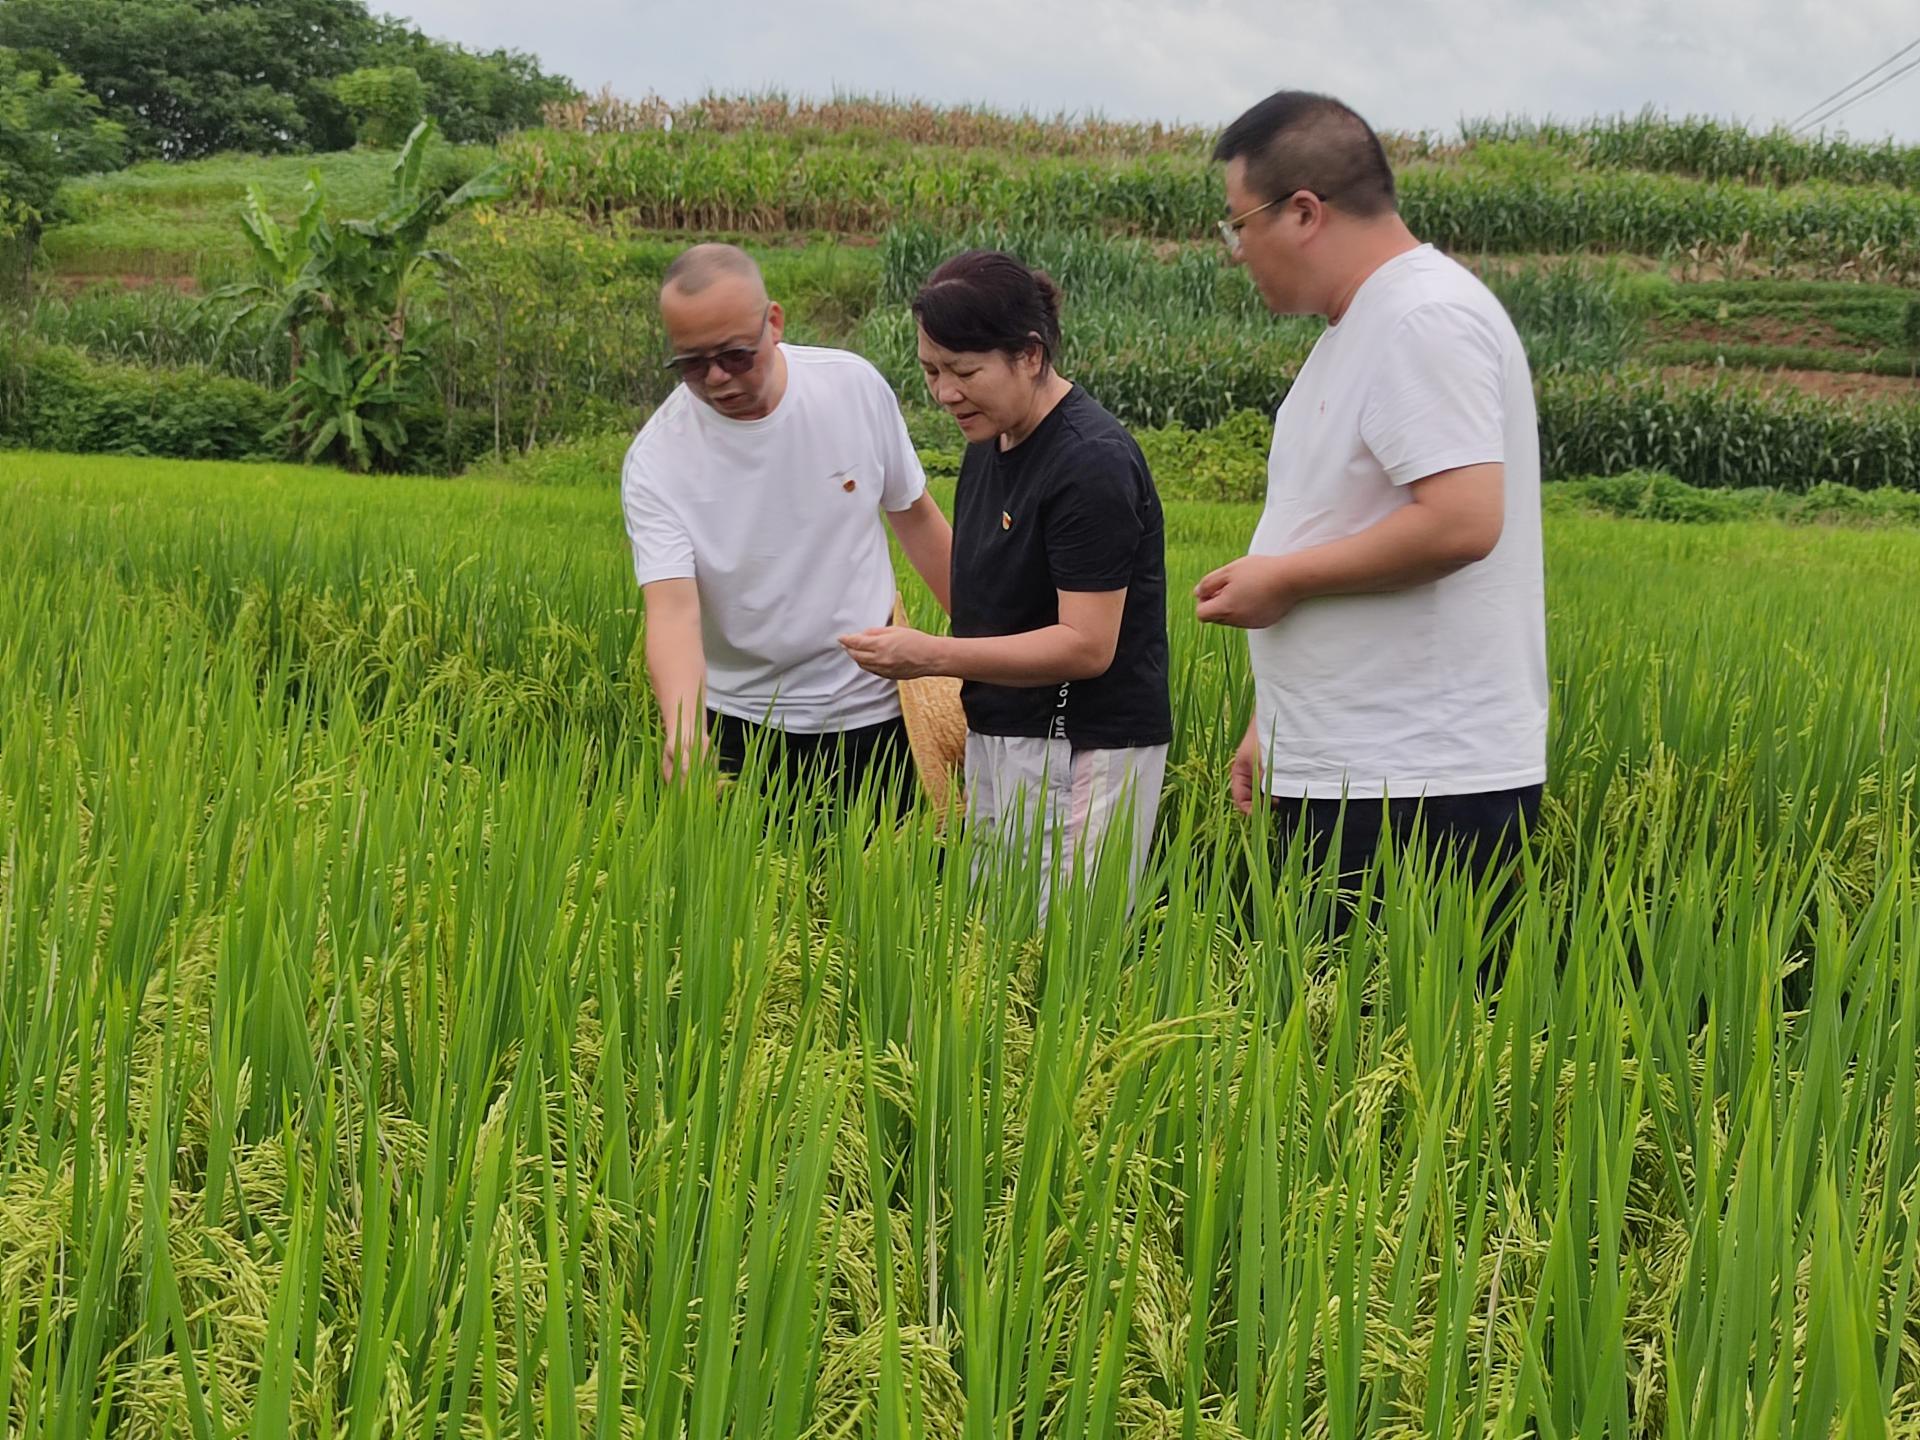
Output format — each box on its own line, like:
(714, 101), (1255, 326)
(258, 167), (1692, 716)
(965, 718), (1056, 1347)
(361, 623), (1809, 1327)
(1213, 91), (1397, 218)
(662, 243), (767, 298)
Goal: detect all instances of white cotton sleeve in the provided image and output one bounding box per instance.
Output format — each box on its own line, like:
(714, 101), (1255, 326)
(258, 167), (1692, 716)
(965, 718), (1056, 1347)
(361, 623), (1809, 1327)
(871, 373), (928, 512)
(620, 447), (696, 587)
(1359, 303), (1507, 487)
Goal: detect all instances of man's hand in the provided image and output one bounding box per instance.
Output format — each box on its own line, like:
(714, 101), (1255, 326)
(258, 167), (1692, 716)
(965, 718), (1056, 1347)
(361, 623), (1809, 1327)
(1195, 555), (1295, 629)
(1230, 722), (1264, 816)
(661, 715), (711, 781)
(838, 626), (948, 680)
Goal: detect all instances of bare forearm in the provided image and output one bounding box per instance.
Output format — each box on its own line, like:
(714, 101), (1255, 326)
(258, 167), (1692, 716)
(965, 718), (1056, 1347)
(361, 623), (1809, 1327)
(889, 503), (954, 614)
(644, 634), (707, 731)
(926, 627), (1112, 687)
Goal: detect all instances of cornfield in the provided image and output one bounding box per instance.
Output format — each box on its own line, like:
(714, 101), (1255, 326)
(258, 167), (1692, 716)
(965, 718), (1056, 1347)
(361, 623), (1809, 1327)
(2, 449), (1918, 1436)
(496, 130), (1920, 281)
(534, 93), (1920, 189)
(1461, 112), (1920, 190)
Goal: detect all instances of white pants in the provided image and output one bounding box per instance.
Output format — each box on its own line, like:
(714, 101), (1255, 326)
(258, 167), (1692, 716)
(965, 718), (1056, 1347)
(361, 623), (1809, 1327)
(964, 734), (1169, 918)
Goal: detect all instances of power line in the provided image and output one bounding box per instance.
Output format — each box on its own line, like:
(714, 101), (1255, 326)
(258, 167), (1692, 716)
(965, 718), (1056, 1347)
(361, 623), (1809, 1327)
(1785, 35), (1920, 130)
(1795, 51), (1920, 133)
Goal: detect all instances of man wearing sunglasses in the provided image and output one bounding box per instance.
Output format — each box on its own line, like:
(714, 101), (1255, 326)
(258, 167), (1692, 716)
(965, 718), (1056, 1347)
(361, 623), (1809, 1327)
(1193, 91), (1547, 882)
(621, 243), (953, 793)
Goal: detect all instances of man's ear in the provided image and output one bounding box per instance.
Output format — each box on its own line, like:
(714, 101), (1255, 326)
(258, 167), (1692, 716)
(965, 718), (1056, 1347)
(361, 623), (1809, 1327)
(767, 301), (786, 342)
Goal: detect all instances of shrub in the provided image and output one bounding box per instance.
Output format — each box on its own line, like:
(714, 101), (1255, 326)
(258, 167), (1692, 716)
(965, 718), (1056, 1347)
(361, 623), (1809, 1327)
(0, 334), (281, 459)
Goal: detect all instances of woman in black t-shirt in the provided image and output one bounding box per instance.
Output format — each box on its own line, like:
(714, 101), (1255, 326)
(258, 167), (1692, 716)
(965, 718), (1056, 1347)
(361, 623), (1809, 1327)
(839, 250), (1172, 912)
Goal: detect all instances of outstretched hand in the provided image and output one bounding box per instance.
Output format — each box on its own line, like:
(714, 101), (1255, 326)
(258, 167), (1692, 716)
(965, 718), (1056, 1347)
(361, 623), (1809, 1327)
(838, 625), (948, 680)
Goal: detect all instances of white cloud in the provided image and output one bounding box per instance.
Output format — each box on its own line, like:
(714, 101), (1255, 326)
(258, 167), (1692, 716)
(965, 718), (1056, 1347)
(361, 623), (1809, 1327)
(386, 0), (1920, 140)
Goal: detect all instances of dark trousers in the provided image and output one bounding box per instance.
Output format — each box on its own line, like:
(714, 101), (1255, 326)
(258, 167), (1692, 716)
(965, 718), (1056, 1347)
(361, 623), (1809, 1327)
(710, 711), (914, 809)
(1270, 784), (1544, 885)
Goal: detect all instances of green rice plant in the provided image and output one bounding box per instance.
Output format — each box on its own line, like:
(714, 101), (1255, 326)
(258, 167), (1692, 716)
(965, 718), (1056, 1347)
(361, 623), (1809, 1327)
(0, 447), (1917, 1436)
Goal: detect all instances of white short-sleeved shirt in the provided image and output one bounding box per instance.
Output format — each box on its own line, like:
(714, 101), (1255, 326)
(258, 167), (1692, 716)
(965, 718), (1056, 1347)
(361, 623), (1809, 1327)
(1247, 244), (1547, 800)
(621, 344), (927, 733)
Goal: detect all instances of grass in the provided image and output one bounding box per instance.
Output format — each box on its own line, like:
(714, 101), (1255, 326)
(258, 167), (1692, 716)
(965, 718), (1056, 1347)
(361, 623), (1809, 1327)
(41, 145), (497, 281)
(1, 447), (1917, 1436)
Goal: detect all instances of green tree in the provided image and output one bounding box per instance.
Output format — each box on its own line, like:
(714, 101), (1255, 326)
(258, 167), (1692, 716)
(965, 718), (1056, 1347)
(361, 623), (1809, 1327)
(0, 0), (363, 157)
(336, 64), (425, 149)
(0, 47), (125, 251)
(0, 0), (573, 160)
(366, 19), (576, 144)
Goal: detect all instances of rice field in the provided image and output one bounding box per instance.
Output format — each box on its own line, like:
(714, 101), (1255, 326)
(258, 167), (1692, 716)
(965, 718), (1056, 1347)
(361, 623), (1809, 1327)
(2, 449), (1916, 1437)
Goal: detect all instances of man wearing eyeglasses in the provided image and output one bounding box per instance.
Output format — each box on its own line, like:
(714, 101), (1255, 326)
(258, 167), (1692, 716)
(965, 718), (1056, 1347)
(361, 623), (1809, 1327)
(1193, 91), (1547, 880)
(621, 243), (953, 791)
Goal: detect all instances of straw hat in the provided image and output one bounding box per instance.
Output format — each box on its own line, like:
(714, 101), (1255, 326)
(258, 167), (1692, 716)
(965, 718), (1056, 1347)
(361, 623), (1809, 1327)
(890, 594), (967, 822)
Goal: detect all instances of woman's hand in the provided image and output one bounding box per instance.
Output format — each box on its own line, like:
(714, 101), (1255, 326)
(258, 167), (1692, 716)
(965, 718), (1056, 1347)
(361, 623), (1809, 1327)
(838, 626), (950, 680)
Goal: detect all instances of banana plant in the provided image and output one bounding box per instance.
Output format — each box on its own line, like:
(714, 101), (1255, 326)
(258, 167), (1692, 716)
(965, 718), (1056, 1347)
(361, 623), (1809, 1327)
(216, 119), (506, 471)
(205, 177), (327, 383)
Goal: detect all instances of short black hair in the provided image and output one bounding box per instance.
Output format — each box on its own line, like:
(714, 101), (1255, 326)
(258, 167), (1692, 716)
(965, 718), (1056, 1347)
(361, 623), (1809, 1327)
(911, 250), (1063, 371)
(1213, 91), (1397, 219)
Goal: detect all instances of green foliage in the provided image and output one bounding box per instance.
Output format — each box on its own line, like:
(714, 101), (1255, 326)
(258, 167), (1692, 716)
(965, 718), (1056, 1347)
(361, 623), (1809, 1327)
(0, 0), (573, 161)
(206, 179), (328, 384)
(878, 222), (1268, 319)
(1548, 469), (1920, 526)
(500, 129), (1920, 278)
(2, 449), (1918, 1433)
(859, 303), (1311, 430)
(461, 427), (633, 486)
(22, 282), (289, 385)
(1641, 342), (1920, 380)
(1646, 280), (1918, 369)
(1480, 258), (1648, 373)
(434, 207), (667, 455)
(364, 17), (576, 145)
(1400, 167), (1920, 280)
(41, 144), (495, 279)
(1539, 369), (1920, 491)
(0, 47), (123, 247)
(0, 332), (279, 458)
(335, 65), (426, 150)
(1462, 109), (1920, 188)
(211, 121), (506, 471)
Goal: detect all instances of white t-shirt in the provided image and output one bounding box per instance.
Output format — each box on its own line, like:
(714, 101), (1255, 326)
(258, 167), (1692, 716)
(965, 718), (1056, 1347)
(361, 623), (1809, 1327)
(1248, 244), (1547, 800)
(621, 344), (927, 733)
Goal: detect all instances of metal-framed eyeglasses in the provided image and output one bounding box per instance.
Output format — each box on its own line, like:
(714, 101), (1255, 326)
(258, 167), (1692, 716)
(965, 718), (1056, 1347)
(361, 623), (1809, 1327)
(1217, 190), (1326, 258)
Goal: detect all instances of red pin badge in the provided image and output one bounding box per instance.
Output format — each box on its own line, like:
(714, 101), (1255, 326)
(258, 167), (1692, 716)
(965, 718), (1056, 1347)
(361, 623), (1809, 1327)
(1001, 510), (1013, 530)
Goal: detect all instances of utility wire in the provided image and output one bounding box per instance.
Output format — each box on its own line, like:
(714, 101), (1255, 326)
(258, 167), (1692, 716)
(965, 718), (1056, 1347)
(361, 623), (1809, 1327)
(1785, 36), (1920, 130)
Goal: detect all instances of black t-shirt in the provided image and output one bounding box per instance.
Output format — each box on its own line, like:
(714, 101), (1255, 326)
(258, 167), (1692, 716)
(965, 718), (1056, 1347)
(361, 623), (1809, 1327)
(950, 386), (1173, 748)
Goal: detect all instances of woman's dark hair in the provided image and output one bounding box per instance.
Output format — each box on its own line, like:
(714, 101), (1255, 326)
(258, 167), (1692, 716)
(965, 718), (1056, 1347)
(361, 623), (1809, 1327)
(911, 250), (1063, 372)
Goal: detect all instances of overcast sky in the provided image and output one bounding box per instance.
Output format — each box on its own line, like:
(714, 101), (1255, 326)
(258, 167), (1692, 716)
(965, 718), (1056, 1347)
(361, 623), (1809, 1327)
(381, 0), (1920, 143)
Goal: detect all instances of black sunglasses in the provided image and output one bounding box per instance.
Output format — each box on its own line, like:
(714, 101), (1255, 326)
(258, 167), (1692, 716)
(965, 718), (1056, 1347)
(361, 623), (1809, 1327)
(662, 305), (772, 381)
